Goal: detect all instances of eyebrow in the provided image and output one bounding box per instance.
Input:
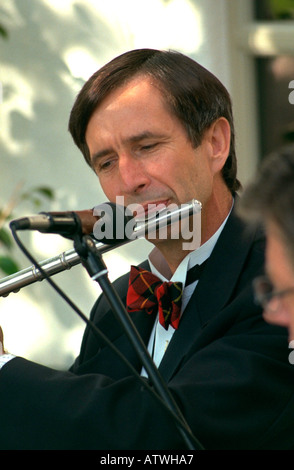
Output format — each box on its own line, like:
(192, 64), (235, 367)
(90, 131), (167, 164)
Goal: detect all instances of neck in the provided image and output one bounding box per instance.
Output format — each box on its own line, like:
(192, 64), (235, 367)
(200, 189), (233, 244)
(151, 189), (233, 274)
(152, 238), (194, 274)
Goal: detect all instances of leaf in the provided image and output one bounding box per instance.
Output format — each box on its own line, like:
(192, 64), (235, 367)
(0, 256), (20, 275)
(34, 187), (55, 199)
(0, 228), (13, 249)
(269, 0), (294, 18)
(20, 187), (55, 206)
(0, 25), (8, 39)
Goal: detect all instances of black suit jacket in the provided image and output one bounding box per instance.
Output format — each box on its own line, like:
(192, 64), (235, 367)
(0, 210), (293, 450)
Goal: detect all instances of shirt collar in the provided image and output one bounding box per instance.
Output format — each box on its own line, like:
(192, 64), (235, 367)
(148, 199), (234, 284)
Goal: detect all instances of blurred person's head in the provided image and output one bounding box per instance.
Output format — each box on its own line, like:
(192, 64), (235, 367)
(239, 144), (294, 341)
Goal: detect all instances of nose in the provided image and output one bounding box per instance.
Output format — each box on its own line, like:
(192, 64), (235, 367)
(118, 154), (150, 195)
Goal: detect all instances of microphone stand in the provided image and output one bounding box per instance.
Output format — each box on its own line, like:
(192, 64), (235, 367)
(74, 233), (204, 451)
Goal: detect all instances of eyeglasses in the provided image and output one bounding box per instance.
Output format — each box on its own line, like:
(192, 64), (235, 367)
(253, 276), (294, 313)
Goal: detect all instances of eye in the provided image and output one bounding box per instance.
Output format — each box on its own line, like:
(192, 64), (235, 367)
(141, 142), (158, 151)
(100, 160), (112, 169)
(96, 157), (117, 173)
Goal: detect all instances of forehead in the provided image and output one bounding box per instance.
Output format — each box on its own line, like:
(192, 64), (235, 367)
(85, 76), (179, 143)
(94, 76), (166, 116)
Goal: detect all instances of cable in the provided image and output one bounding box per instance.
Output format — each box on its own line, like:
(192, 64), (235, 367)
(10, 225), (204, 450)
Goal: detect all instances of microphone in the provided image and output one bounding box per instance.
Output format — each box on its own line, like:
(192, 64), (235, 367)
(10, 210), (97, 236)
(9, 203), (134, 240)
(10, 210), (93, 235)
(9, 199), (202, 245)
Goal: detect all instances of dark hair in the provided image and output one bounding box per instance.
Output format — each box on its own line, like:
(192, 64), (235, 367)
(68, 48), (240, 193)
(239, 144), (294, 263)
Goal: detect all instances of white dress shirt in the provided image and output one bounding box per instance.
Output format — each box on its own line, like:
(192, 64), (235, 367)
(141, 207), (232, 377)
(0, 353), (15, 370)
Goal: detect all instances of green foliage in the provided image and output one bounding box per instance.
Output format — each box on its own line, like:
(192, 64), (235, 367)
(269, 0), (294, 19)
(0, 17), (8, 40)
(0, 24), (8, 39)
(18, 186), (55, 208)
(0, 256), (19, 276)
(0, 185), (55, 276)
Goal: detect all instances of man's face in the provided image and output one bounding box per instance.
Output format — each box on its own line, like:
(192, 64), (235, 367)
(265, 220), (294, 341)
(85, 76), (217, 215)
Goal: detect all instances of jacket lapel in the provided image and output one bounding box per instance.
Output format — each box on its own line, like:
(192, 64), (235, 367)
(194, 211), (258, 326)
(84, 260), (157, 376)
(158, 209), (261, 382)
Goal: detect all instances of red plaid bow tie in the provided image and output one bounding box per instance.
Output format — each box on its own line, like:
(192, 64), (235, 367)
(126, 265), (183, 330)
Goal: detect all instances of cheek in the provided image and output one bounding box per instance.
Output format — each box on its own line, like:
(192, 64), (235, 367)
(263, 308), (290, 328)
(186, 165), (213, 202)
(284, 297), (294, 317)
(96, 174), (117, 201)
(265, 241), (282, 285)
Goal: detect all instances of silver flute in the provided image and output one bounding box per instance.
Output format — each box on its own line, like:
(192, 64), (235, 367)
(0, 199), (201, 297)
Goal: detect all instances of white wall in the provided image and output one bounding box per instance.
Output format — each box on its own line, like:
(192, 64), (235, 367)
(0, 0), (254, 368)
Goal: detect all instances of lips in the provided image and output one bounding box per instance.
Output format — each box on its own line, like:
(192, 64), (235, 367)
(133, 199), (170, 219)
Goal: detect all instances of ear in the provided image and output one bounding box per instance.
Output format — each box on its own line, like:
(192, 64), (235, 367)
(207, 117), (231, 174)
